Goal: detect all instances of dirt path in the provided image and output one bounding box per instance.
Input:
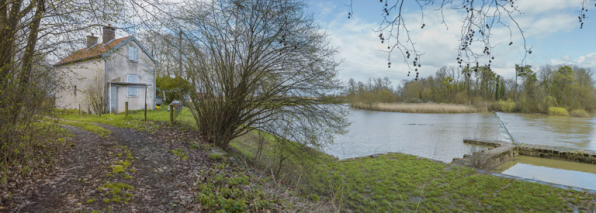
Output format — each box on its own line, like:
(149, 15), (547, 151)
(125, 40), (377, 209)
(16, 126), (113, 212)
(20, 124), (209, 212)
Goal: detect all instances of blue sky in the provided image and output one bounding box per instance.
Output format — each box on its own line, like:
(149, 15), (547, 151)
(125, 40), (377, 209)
(305, 0), (596, 86)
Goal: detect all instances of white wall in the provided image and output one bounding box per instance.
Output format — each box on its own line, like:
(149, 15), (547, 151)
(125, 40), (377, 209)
(55, 59), (105, 111)
(105, 39), (157, 113)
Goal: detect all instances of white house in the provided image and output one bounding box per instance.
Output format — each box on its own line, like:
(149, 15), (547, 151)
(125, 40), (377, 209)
(55, 25), (158, 113)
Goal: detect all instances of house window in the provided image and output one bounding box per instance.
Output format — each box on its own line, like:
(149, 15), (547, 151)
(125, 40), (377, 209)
(127, 74), (138, 97)
(128, 46), (138, 62)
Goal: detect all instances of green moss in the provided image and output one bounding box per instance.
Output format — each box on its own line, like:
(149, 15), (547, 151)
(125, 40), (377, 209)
(112, 165), (125, 174)
(189, 143), (200, 149)
(170, 148), (188, 161)
(195, 164), (277, 212)
(98, 182), (134, 204)
(208, 153), (223, 161)
(310, 194), (320, 202)
(115, 160), (132, 167)
(86, 199), (95, 203)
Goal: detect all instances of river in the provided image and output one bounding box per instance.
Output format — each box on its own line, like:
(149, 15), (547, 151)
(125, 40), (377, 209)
(322, 107), (596, 190)
(322, 108), (511, 162)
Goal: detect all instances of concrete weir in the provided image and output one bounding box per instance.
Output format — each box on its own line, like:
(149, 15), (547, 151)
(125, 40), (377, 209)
(455, 138), (596, 193)
(452, 139), (517, 167)
(458, 138), (596, 167)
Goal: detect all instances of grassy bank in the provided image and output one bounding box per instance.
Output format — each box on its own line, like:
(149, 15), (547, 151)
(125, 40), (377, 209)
(232, 132), (596, 212)
(56, 107), (596, 212)
(352, 102), (478, 113)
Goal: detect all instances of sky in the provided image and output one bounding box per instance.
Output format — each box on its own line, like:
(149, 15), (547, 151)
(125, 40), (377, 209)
(304, 0), (596, 87)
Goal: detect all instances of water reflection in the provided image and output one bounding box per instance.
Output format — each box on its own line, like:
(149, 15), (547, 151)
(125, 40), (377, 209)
(497, 156), (596, 190)
(497, 113), (596, 150)
(323, 108), (510, 162)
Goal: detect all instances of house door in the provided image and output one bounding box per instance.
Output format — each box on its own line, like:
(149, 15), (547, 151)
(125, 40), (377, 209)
(110, 86), (118, 113)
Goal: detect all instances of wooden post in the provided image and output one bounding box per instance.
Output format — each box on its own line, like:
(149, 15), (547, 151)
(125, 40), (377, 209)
(78, 104), (81, 116)
(144, 86), (147, 121)
(169, 105), (174, 125)
(125, 102), (128, 118)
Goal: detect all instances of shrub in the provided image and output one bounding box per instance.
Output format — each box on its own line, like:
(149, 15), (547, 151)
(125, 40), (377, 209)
(548, 107), (569, 116)
(569, 109), (590, 117)
(495, 99), (515, 112)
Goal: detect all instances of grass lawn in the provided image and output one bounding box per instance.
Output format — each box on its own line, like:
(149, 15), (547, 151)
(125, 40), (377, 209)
(56, 107), (596, 212)
(127, 107), (196, 127)
(54, 107), (190, 132)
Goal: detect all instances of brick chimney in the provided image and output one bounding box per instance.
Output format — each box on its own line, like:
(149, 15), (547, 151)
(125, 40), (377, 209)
(86, 33), (98, 48)
(102, 24), (116, 44)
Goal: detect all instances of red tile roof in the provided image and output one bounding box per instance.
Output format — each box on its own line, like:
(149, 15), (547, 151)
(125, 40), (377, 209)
(55, 36), (130, 66)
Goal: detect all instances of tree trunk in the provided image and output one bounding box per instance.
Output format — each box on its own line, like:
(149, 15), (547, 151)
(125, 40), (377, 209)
(11, 0), (45, 124)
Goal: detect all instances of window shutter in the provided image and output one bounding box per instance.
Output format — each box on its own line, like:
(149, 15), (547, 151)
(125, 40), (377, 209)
(129, 46), (138, 61)
(128, 75), (138, 96)
(134, 47), (138, 61)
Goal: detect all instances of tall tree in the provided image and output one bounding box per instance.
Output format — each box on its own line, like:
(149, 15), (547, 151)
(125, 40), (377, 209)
(177, 0), (348, 150)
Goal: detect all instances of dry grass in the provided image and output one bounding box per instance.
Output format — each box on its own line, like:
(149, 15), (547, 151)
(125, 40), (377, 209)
(351, 102), (478, 113)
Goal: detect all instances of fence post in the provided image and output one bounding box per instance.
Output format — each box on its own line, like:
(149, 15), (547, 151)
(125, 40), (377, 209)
(144, 103), (147, 121)
(169, 105), (174, 125)
(125, 102), (128, 118)
(78, 104), (81, 116)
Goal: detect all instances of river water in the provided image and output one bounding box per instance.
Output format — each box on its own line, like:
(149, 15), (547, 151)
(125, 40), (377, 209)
(497, 112), (596, 150)
(322, 107), (596, 190)
(322, 108), (511, 162)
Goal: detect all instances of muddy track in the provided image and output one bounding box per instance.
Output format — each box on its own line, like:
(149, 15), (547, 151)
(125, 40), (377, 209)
(20, 124), (208, 213)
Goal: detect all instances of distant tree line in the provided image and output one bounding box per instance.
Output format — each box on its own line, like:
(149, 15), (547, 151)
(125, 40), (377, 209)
(345, 77), (397, 105)
(346, 65), (596, 114)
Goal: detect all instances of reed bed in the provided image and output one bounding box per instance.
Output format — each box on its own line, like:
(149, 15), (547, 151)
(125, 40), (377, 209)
(351, 102), (478, 113)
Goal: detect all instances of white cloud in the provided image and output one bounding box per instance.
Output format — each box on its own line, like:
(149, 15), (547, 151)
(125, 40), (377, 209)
(515, 0), (583, 15)
(316, 1), (337, 17)
(549, 53), (596, 70)
(318, 0), (588, 85)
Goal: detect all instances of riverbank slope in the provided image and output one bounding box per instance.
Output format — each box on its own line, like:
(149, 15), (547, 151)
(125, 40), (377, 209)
(22, 108), (595, 212)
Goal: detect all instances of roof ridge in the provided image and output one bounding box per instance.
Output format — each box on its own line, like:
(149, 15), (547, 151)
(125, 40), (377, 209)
(54, 36), (131, 66)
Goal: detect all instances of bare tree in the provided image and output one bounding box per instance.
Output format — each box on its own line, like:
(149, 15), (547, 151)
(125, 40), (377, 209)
(173, 0), (349, 150)
(82, 69), (106, 116)
(0, 0), (125, 169)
